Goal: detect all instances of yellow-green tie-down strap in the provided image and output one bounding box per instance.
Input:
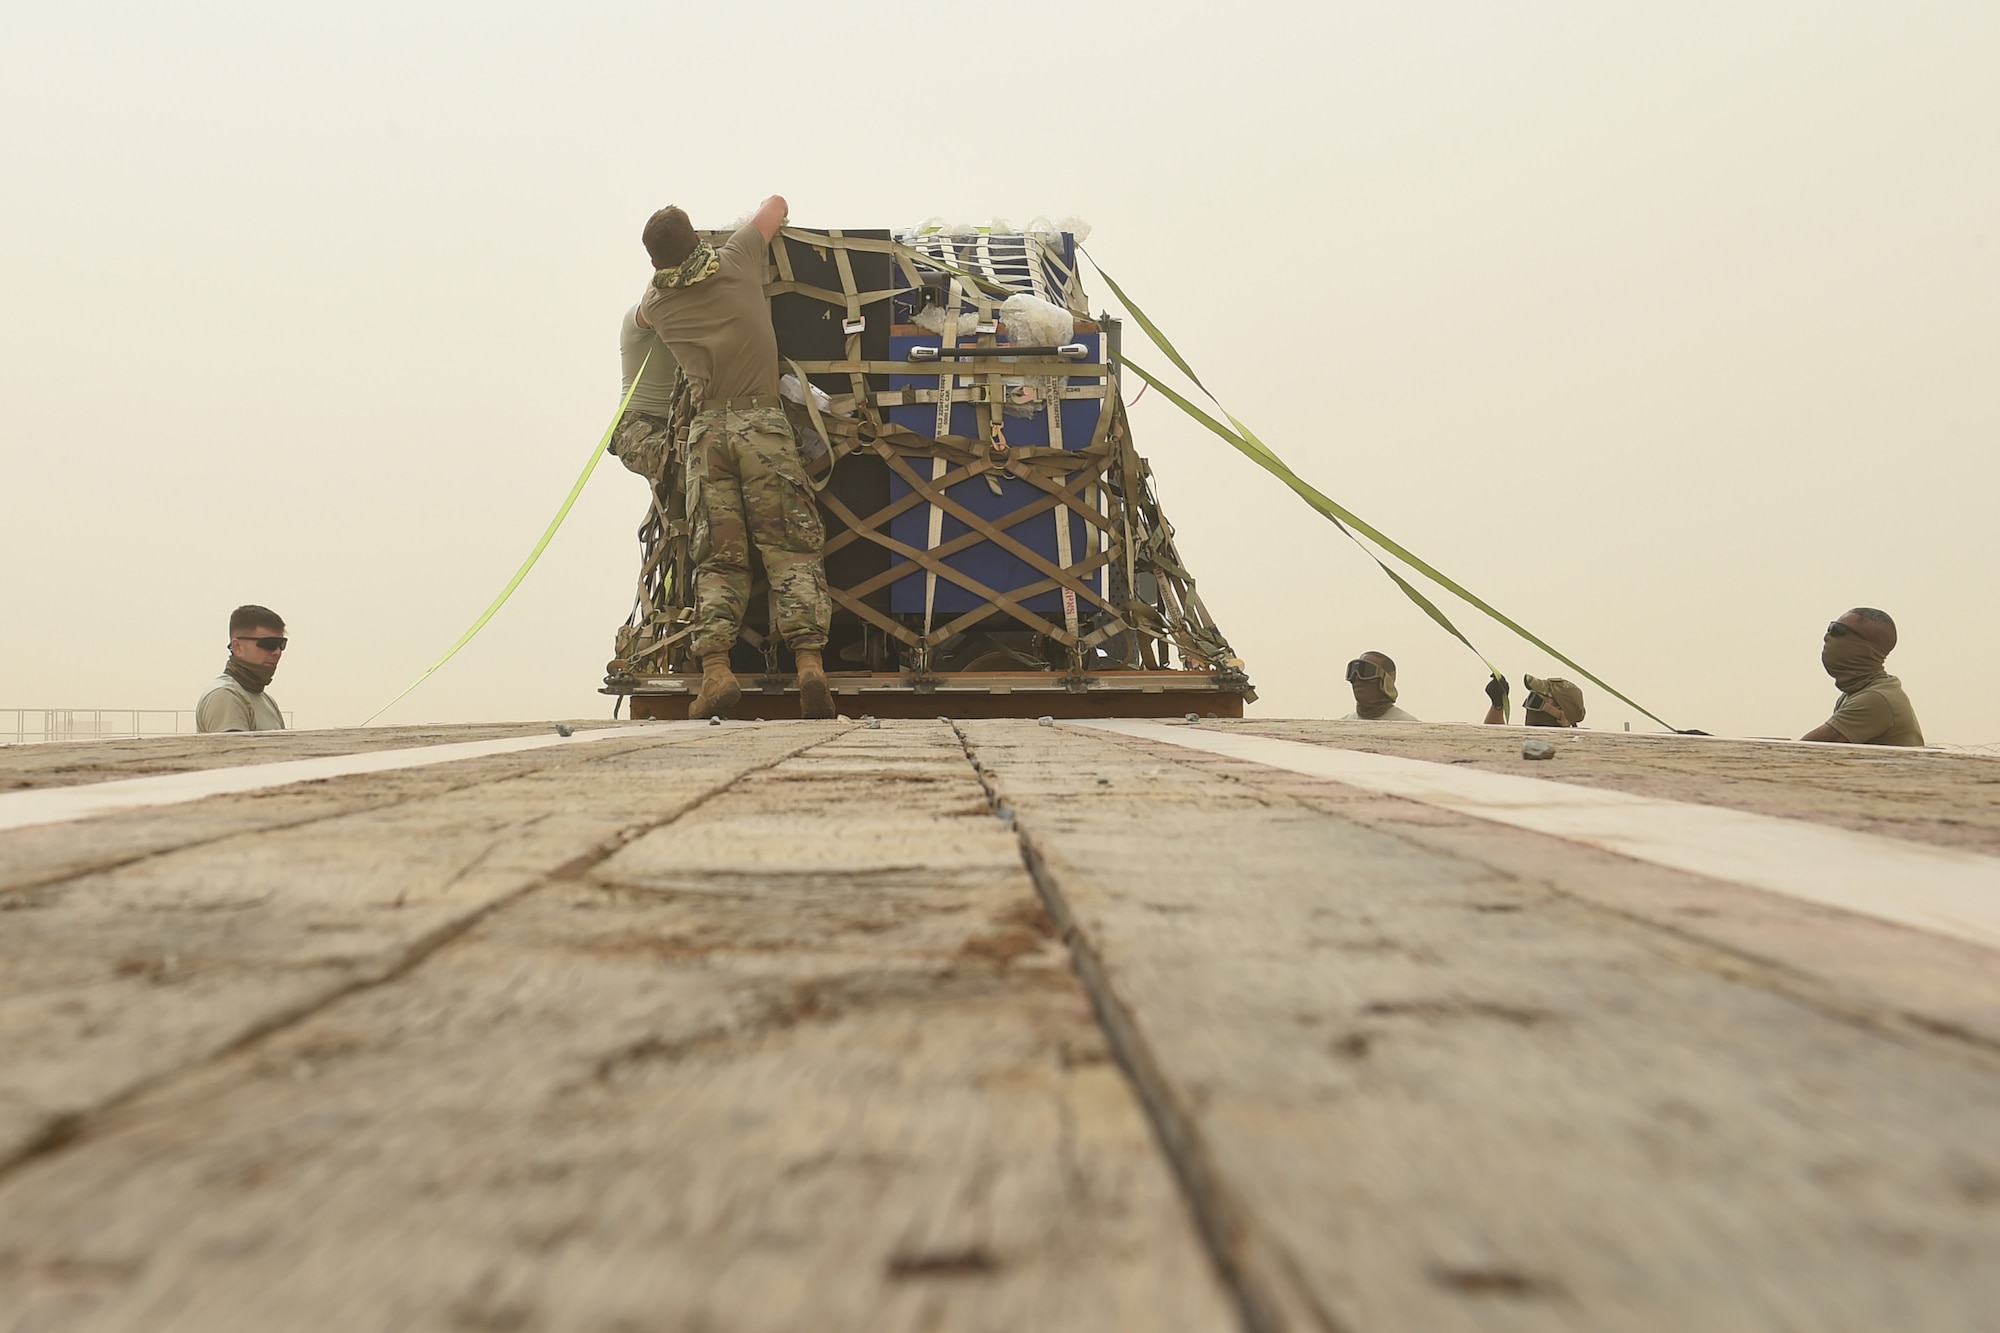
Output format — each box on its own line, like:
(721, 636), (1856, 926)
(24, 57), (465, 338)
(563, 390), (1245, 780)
(362, 352), (651, 725)
(1085, 253), (1681, 732)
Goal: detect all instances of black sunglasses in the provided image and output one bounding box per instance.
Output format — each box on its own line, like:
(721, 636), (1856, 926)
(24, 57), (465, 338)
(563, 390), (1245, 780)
(1825, 621), (1854, 638)
(235, 635), (288, 651)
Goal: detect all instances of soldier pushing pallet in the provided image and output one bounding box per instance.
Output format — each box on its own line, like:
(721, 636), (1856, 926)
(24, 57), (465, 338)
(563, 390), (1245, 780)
(634, 195), (836, 721)
(605, 210), (1252, 721)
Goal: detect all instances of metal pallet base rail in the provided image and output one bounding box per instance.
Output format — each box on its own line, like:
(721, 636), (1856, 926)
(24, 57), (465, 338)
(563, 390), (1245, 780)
(615, 671), (1248, 721)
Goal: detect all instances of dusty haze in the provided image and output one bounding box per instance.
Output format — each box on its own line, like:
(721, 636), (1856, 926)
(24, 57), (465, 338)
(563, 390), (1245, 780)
(3, 2), (1995, 743)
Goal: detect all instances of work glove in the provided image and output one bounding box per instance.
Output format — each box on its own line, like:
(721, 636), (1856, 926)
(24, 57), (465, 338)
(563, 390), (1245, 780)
(1484, 675), (1510, 707)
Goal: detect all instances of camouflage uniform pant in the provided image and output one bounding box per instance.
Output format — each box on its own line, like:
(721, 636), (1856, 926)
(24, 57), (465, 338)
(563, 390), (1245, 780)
(685, 402), (831, 656)
(610, 410), (676, 483)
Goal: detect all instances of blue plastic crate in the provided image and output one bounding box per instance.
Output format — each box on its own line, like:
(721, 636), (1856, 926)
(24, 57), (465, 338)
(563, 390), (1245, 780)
(884, 331), (1105, 617)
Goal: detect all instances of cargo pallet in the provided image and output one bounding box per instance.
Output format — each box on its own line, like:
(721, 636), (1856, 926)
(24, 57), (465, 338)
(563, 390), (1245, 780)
(623, 669), (1245, 721)
(604, 224), (1252, 720)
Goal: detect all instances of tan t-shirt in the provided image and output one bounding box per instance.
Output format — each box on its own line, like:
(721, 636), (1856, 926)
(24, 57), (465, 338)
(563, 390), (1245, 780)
(1827, 673), (1925, 747)
(639, 225), (779, 405)
(197, 675), (286, 732)
(620, 305), (682, 416)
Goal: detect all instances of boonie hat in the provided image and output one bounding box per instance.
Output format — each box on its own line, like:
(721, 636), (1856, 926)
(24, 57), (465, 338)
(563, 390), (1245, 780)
(1522, 675), (1586, 725)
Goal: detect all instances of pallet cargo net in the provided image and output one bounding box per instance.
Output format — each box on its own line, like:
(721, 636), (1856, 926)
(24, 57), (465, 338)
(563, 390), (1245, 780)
(604, 225), (1252, 719)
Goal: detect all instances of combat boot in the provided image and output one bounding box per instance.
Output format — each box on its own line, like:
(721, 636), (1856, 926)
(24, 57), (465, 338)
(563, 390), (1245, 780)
(795, 649), (836, 720)
(687, 652), (742, 720)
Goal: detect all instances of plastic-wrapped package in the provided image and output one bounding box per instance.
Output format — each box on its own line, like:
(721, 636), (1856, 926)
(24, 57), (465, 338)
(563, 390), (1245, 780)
(997, 294), (1074, 348)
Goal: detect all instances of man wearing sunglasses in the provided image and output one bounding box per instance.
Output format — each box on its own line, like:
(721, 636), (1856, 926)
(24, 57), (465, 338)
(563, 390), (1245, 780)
(1342, 652), (1419, 721)
(1800, 608), (1924, 746)
(196, 605), (289, 733)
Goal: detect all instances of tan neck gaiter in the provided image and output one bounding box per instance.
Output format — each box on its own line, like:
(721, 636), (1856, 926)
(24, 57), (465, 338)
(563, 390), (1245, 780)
(1352, 674), (1398, 720)
(1821, 635), (1886, 694)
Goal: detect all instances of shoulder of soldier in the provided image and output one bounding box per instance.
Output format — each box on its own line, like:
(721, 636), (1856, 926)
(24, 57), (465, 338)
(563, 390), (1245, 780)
(197, 678), (252, 730)
(1828, 685), (1894, 736)
(723, 223), (767, 260)
(200, 674), (242, 702)
(638, 283), (685, 339)
(718, 227), (768, 280)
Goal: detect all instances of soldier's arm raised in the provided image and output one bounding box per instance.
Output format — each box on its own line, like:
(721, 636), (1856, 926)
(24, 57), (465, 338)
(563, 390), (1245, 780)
(752, 195), (788, 244)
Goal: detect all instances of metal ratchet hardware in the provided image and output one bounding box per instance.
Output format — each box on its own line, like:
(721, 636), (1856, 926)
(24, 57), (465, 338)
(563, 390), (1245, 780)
(907, 343), (1090, 363)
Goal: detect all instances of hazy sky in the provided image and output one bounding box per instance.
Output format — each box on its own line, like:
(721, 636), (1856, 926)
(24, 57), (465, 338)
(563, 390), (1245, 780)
(4, 2), (1996, 742)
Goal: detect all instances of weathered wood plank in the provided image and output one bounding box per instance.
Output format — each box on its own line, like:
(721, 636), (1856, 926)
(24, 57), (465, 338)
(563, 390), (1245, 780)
(0, 724), (1233, 1332)
(1108, 728), (2000, 1051)
(0, 725), (832, 1168)
(1231, 719), (2000, 855)
(0, 725), (647, 896)
(964, 719), (2000, 1333)
(0, 722), (617, 792)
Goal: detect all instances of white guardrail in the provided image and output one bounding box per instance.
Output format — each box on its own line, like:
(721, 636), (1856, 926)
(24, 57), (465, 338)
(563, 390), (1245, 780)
(1, 709), (295, 744)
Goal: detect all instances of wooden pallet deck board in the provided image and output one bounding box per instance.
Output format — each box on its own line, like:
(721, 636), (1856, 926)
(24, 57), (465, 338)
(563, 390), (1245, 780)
(1227, 719), (2000, 855)
(2, 718), (1997, 1331)
(0, 725), (829, 1167)
(0, 724), (1230, 1333)
(960, 720), (2000, 1333)
(0, 722), (623, 794)
(1093, 723), (2000, 1051)
(0, 727), (682, 901)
